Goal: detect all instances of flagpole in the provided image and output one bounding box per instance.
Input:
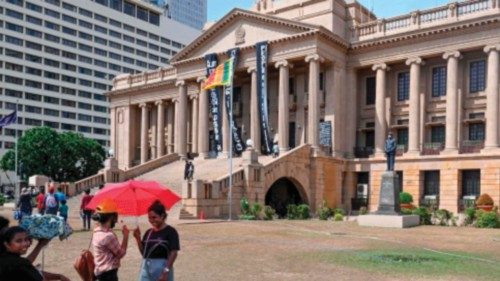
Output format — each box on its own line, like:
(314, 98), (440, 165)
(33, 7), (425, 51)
(14, 99), (19, 204)
(228, 62), (234, 221)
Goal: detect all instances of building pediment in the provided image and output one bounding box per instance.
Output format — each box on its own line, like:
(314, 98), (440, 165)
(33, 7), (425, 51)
(171, 8), (323, 64)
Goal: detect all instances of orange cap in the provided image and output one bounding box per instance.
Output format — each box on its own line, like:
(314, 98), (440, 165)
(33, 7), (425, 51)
(95, 198), (119, 214)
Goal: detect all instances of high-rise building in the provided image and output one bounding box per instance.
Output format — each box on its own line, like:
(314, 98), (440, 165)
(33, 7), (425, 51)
(0, 0), (200, 181)
(165, 0), (207, 30)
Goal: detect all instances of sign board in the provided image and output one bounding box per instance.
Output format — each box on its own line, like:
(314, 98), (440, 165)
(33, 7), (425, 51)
(319, 121), (332, 147)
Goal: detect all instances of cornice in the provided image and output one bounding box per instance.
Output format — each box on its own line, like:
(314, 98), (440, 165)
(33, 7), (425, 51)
(106, 80), (175, 98)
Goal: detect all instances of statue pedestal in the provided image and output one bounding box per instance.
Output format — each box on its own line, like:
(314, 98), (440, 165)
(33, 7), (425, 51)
(358, 171), (419, 228)
(377, 171), (400, 215)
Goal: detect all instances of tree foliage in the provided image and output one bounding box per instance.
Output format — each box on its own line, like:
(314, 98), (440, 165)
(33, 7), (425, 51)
(0, 127), (106, 182)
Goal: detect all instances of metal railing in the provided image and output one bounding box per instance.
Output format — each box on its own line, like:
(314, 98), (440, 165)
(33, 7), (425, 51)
(421, 142), (444, 155)
(459, 140), (484, 154)
(354, 147), (374, 158)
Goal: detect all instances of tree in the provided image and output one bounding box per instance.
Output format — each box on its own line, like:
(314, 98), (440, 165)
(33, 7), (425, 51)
(0, 127), (106, 182)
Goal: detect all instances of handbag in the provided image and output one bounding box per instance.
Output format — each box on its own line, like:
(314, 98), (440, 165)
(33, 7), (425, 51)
(13, 209), (22, 221)
(74, 233), (95, 281)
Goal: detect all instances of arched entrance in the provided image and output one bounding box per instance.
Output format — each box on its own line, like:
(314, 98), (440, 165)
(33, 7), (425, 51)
(265, 178), (305, 218)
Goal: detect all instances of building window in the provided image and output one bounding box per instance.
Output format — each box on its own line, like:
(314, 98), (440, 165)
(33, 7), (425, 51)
(62, 2), (76, 11)
(44, 121), (59, 129)
(44, 8), (60, 19)
(78, 126), (92, 133)
(26, 93), (42, 101)
(366, 77), (375, 105)
(26, 2), (42, 13)
(62, 111), (76, 119)
(62, 14), (77, 24)
(124, 1), (135, 16)
(6, 35), (23, 46)
(469, 123), (485, 141)
(424, 171), (440, 196)
(469, 60), (486, 93)
(431, 126), (445, 143)
(397, 72), (409, 101)
(365, 131), (374, 148)
(431, 67), (445, 97)
(26, 67), (42, 76)
(110, 0), (123, 12)
(44, 21), (60, 31)
(137, 6), (148, 21)
(94, 105), (107, 112)
(78, 114), (92, 121)
(26, 15), (42, 25)
(79, 8), (93, 18)
(149, 12), (159, 25)
(61, 123), (76, 131)
(397, 128), (408, 146)
(25, 54), (42, 63)
(43, 108), (59, 117)
(461, 170), (480, 197)
(94, 116), (107, 124)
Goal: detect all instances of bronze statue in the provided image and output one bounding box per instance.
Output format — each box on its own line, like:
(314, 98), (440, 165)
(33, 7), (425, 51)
(384, 133), (397, 171)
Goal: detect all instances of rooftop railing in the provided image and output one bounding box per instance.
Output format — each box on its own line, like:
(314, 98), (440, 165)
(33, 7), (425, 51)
(353, 0), (496, 41)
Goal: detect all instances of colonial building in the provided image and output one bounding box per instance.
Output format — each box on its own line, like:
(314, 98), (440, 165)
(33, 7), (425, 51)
(102, 0), (500, 218)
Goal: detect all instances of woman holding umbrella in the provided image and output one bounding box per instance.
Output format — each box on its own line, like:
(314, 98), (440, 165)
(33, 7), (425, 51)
(133, 200), (179, 281)
(91, 198), (130, 281)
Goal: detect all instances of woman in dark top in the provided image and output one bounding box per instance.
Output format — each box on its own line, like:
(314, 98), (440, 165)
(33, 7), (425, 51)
(134, 201), (180, 281)
(0, 226), (70, 281)
(17, 188), (33, 221)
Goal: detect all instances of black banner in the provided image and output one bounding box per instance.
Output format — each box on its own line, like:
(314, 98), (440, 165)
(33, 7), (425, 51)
(255, 41), (272, 154)
(225, 48), (245, 154)
(204, 53), (222, 153)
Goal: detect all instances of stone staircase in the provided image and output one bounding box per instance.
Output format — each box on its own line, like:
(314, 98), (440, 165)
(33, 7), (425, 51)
(65, 154), (276, 222)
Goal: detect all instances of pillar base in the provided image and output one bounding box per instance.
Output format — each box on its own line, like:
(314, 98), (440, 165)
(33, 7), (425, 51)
(198, 152), (211, 159)
(405, 150), (420, 157)
(373, 151), (385, 158)
(218, 151), (231, 159)
(481, 146), (500, 154)
(441, 148), (458, 155)
(279, 147), (289, 153)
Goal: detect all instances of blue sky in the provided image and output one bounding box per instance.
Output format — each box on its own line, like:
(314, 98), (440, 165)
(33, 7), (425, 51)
(207, 0), (450, 22)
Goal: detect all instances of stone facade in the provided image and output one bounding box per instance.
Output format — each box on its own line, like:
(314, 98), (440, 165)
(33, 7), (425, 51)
(106, 0), (500, 216)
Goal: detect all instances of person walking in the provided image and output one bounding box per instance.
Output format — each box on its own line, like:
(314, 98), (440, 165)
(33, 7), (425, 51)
(80, 189), (94, 231)
(187, 161), (194, 181)
(133, 200), (179, 281)
(35, 188), (45, 215)
(54, 187), (66, 204)
(183, 160), (189, 180)
(0, 226), (70, 281)
(44, 188), (58, 215)
(92, 198), (129, 281)
(17, 188), (33, 222)
(58, 200), (68, 222)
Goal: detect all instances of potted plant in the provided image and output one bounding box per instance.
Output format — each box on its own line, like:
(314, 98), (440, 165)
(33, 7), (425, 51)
(476, 193), (494, 212)
(399, 191), (414, 210)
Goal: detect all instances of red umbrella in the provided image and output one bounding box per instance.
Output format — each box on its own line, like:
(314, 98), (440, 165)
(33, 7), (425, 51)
(86, 180), (181, 216)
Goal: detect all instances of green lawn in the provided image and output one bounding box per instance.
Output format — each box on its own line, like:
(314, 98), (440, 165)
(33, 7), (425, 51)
(310, 248), (500, 281)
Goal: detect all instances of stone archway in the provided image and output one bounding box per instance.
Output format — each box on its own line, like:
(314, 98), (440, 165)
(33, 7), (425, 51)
(265, 177), (308, 218)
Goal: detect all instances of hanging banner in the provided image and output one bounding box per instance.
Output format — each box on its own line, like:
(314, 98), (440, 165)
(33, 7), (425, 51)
(204, 53), (222, 153)
(225, 48), (245, 154)
(255, 41), (272, 154)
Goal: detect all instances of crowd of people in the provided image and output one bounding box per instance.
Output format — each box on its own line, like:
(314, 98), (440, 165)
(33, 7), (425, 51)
(0, 186), (180, 281)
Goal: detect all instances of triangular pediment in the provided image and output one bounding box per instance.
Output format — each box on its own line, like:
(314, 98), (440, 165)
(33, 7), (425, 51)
(172, 8), (321, 63)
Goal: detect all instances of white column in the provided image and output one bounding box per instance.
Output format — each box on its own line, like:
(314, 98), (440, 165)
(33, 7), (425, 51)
(483, 45), (500, 151)
(406, 57), (424, 154)
(443, 51), (461, 153)
(110, 107), (116, 156)
(156, 100), (165, 158)
(190, 94), (199, 154)
(305, 54), (323, 150)
(345, 67), (357, 158)
(166, 101), (175, 154)
(372, 63), (389, 156)
(175, 80), (187, 158)
(248, 67), (260, 152)
(276, 60), (291, 152)
(197, 77), (209, 157)
(139, 103), (149, 164)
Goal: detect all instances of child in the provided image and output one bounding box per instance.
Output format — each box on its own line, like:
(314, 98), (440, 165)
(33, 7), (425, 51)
(59, 200), (68, 222)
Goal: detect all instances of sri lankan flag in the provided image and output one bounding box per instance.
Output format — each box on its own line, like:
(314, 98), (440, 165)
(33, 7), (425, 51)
(203, 58), (234, 90)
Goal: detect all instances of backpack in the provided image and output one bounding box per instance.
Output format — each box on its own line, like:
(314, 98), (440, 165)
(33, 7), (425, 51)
(45, 194), (57, 209)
